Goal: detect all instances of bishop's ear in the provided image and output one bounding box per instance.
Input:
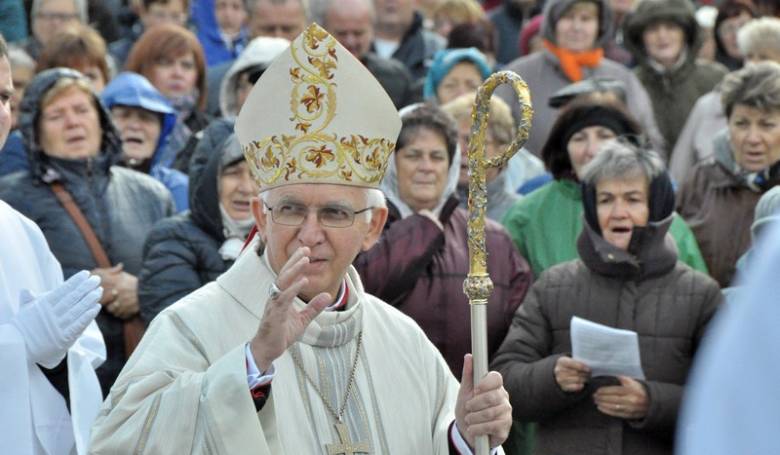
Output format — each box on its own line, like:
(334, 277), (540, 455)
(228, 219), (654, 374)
(251, 197), (269, 242)
(361, 206), (388, 251)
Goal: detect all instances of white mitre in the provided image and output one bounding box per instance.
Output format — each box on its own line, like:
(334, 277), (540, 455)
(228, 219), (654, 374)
(236, 23), (402, 192)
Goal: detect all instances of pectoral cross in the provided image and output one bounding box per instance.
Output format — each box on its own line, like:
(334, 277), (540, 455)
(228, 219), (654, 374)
(326, 422), (369, 455)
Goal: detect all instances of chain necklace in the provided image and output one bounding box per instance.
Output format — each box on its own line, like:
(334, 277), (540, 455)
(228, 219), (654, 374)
(290, 331), (364, 423)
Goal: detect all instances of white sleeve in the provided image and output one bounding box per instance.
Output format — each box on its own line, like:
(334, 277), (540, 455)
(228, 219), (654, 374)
(245, 343), (276, 388)
(449, 421), (500, 455)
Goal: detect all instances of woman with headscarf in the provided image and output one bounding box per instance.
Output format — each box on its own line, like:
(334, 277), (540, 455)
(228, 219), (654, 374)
(501, 97), (707, 277)
(0, 68), (174, 393)
(497, 0), (664, 158)
(354, 102), (532, 377)
(493, 142), (721, 455)
(423, 47), (493, 104)
(623, 0), (727, 152)
(677, 61), (780, 288)
(137, 124), (258, 324)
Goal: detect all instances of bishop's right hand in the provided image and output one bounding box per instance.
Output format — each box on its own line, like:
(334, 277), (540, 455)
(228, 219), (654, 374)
(11, 270), (102, 369)
(250, 247), (332, 372)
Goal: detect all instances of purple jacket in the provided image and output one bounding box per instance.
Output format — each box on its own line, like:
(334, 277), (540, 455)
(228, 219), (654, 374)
(354, 197), (532, 376)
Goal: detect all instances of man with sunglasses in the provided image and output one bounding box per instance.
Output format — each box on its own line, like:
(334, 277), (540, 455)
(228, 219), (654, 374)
(91, 24), (512, 454)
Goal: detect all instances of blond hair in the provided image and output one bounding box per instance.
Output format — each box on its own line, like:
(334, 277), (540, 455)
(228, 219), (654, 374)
(441, 91), (515, 146)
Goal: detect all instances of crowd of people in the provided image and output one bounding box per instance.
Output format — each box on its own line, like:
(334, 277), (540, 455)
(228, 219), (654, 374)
(1, 0), (780, 454)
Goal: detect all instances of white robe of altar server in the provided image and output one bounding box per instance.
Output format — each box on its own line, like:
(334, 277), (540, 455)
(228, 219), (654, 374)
(0, 200), (106, 455)
(90, 237), (485, 454)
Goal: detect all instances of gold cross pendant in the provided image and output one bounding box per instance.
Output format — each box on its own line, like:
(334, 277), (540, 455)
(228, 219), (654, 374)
(326, 422), (369, 455)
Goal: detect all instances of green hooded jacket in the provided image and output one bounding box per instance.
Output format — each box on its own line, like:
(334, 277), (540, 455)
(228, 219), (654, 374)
(502, 179), (709, 277)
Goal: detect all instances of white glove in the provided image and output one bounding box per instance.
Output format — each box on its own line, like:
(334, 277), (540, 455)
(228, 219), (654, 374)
(11, 270), (102, 368)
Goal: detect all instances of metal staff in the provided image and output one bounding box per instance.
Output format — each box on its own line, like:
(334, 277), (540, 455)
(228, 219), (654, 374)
(463, 70), (532, 455)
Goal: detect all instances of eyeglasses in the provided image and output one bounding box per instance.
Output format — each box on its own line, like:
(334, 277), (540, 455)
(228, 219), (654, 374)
(35, 11), (79, 22)
(264, 201), (374, 228)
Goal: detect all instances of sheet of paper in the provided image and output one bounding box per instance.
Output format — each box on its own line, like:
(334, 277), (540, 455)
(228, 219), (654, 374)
(570, 316), (645, 379)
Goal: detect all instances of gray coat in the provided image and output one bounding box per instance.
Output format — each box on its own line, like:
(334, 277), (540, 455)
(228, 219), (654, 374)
(492, 217), (721, 455)
(496, 0), (664, 158)
(0, 68), (174, 393)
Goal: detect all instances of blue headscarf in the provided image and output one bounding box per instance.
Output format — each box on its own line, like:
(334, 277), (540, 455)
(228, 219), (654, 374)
(422, 48), (493, 101)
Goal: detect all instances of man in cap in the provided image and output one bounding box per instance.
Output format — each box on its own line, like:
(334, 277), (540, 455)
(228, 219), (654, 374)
(90, 24), (512, 454)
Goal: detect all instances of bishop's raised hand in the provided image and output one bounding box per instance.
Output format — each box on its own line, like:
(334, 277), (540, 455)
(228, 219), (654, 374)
(250, 247), (332, 372)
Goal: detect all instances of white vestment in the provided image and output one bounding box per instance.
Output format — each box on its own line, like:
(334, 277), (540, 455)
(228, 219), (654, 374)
(90, 239), (466, 454)
(0, 200), (106, 455)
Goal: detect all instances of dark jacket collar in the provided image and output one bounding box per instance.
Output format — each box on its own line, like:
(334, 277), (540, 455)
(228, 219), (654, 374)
(576, 214), (677, 280)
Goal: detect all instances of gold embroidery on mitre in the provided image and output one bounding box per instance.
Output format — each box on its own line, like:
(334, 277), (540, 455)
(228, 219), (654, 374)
(243, 24), (396, 189)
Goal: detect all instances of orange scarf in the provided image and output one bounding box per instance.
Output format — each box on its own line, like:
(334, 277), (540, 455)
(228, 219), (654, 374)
(543, 39), (604, 82)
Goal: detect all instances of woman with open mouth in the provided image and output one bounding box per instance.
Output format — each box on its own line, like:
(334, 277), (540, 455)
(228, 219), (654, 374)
(492, 141), (722, 455)
(501, 96), (707, 278)
(101, 72), (189, 213)
(677, 61), (780, 288)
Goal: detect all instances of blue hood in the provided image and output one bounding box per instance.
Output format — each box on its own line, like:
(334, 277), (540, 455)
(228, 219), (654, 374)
(101, 72), (178, 169)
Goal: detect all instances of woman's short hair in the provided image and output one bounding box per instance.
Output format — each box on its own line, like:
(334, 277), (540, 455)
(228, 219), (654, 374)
(125, 23), (208, 110)
(721, 61), (780, 118)
(541, 97), (641, 180)
(580, 139), (665, 187)
(441, 92), (515, 146)
(40, 77), (96, 113)
(433, 0), (486, 26)
(737, 17), (780, 57)
(36, 23), (110, 83)
(396, 103), (459, 166)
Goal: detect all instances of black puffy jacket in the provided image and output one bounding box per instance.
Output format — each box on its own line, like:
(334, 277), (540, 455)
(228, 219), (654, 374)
(137, 119), (237, 324)
(0, 68), (174, 393)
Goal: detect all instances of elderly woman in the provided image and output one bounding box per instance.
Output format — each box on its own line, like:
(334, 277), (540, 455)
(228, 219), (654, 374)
(101, 72), (189, 212)
(36, 23), (112, 93)
(497, 0), (663, 158)
(677, 62), (780, 288)
(354, 103), (532, 377)
(623, 0), (726, 152)
(442, 91), (545, 221)
(138, 125), (257, 324)
(670, 17), (780, 184)
(125, 23), (210, 169)
(493, 142), (722, 455)
(0, 68), (174, 393)
(502, 97), (707, 277)
(423, 47), (492, 105)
